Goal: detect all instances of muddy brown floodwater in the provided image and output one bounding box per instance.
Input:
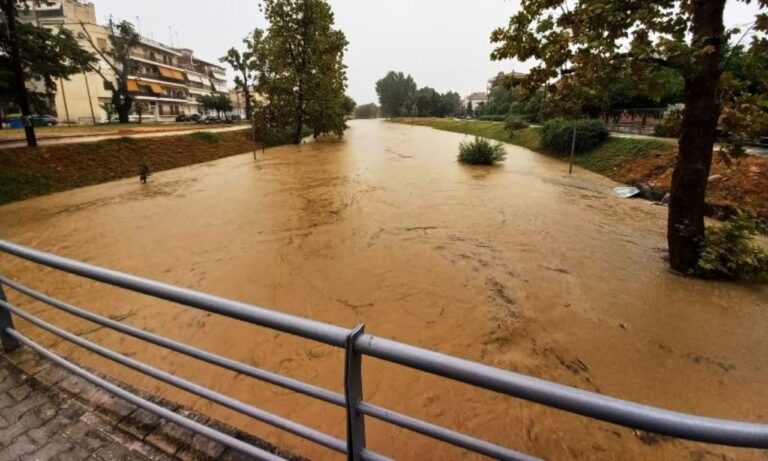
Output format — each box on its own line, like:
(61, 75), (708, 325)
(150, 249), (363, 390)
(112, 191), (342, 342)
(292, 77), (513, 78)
(0, 120), (767, 460)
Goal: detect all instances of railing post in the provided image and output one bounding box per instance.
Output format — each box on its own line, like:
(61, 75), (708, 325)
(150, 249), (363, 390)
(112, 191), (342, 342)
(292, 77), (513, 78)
(0, 282), (19, 351)
(344, 323), (366, 461)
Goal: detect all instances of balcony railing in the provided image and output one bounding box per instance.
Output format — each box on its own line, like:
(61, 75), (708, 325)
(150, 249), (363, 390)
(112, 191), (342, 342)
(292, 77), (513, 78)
(1, 239), (767, 461)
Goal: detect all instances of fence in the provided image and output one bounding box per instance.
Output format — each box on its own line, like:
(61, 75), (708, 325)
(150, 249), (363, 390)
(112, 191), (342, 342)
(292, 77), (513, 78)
(0, 238), (767, 460)
(604, 108), (667, 136)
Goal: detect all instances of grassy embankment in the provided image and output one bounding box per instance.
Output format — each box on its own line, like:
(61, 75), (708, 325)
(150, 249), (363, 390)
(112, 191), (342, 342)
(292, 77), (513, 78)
(0, 130), (260, 205)
(392, 118), (768, 224)
(392, 117), (669, 176)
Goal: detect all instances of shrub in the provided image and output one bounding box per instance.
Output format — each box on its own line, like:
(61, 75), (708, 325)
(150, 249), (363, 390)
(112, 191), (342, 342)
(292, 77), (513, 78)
(458, 137), (506, 165)
(541, 118), (608, 155)
(654, 108), (682, 138)
(190, 131), (222, 143)
(478, 115), (506, 122)
(696, 212), (768, 283)
(505, 114), (529, 133)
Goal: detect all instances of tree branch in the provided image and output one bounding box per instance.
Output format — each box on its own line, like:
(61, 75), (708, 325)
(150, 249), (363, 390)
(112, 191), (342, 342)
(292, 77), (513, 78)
(78, 21), (120, 77)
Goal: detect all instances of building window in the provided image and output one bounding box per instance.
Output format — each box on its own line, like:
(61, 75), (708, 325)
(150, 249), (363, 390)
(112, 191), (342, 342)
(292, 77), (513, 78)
(97, 38), (107, 51)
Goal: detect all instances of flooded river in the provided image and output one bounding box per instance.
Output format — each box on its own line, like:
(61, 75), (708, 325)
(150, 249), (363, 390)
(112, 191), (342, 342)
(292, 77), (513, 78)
(1, 120), (766, 460)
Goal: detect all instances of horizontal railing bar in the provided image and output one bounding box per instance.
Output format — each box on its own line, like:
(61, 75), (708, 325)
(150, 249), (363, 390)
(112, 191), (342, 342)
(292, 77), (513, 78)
(0, 240), (350, 347)
(354, 335), (768, 448)
(3, 239), (768, 449)
(0, 301), (389, 460)
(358, 401), (541, 461)
(5, 329), (286, 461)
(2, 276), (535, 461)
(0, 275), (346, 407)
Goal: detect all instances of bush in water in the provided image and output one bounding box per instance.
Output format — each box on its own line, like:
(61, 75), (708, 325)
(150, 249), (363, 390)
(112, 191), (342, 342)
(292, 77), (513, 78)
(458, 137), (507, 165)
(541, 118), (608, 155)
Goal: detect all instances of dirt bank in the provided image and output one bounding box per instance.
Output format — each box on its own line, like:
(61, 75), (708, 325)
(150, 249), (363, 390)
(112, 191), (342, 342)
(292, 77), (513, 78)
(0, 120), (766, 460)
(397, 118), (768, 224)
(0, 130), (260, 205)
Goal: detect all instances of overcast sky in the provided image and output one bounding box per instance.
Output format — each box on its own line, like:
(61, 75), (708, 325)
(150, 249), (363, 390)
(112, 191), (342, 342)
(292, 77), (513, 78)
(93, 0), (761, 105)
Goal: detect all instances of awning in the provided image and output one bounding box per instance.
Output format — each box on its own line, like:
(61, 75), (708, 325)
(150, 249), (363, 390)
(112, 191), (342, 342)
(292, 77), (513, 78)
(148, 83), (164, 94)
(126, 80), (139, 92)
(186, 74), (204, 84)
(157, 66), (186, 81)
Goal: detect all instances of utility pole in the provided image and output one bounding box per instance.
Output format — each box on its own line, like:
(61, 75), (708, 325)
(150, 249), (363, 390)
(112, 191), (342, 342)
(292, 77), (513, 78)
(569, 120), (577, 175)
(4, 0), (37, 146)
(59, 77), (71, 125)
(83, 72), (96, 124)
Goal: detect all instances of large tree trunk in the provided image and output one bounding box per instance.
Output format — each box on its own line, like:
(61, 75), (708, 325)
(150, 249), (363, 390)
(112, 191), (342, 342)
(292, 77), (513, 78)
(667, 0), (726, 273)
(241, 70), (253, 121)
(293, 90), (304, 144)
(113, 87), (133, 124)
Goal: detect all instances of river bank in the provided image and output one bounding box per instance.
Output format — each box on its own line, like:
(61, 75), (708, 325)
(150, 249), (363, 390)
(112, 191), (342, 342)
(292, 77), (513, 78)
(1, 120), (765, 460)
(0, 130), (260, 205)
(393, 118), (768, 224)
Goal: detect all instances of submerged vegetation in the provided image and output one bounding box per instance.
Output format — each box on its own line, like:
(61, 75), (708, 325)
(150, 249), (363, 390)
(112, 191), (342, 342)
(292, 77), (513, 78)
(458, 137), (506, 165)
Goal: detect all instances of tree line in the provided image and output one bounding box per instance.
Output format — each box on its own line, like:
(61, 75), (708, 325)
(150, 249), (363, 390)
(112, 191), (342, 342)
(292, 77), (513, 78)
(375, 71), (464, 118)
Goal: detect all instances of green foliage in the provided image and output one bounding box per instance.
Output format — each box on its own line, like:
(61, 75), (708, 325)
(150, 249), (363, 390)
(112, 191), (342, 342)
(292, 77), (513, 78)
(375, 71), (417, 117)
(190, 131), (222, 143)
(0, 16), (96, 114)
(478, 115), (506, 122)
(256, 0), (349, 143)
(220, 29), (262, 120)
(197, 94), (232, 116)
(696, 212), (768, 283)
(132, 101), (148, 123)
(541, 119), (608, 156)
(354, 103), (379, 119)
(485, 80), (520, 116)
(458, 137), (507, 165)
(654, 107), (683, 138)
(509, 88), (547, 123)
(505, 114), (529, 133)
(100, 103), (115, 122)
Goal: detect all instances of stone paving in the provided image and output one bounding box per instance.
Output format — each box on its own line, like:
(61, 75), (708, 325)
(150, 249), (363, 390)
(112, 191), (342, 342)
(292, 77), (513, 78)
(0, 346), (295, 461)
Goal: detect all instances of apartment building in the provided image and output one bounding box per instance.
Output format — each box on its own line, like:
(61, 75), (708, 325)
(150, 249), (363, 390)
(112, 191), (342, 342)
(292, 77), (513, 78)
(16, 0), (228, 123)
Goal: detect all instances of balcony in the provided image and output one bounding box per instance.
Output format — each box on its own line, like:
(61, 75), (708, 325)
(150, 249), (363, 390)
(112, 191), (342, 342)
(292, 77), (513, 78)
(132, 71), (187, 86)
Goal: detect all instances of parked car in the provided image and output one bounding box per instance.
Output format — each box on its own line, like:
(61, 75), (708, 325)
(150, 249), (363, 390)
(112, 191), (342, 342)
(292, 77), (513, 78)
(31, 115), (59, 127)
(197, 115), (221, 124)
(176, 113), (202, 122)
(227, 114), (243, 122)
(5, 114), (58, 127)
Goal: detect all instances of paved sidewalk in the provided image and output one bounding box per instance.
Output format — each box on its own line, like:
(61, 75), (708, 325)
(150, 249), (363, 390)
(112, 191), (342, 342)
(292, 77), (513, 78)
(0, 347), (294, 461)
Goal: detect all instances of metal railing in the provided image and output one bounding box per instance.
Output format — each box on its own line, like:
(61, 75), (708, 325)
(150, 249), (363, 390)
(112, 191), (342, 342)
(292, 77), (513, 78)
(0, 238), (767, 460)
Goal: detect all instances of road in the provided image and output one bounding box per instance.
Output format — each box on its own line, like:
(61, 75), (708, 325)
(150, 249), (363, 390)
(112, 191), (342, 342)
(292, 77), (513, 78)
(0, 124), (249, 149)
